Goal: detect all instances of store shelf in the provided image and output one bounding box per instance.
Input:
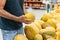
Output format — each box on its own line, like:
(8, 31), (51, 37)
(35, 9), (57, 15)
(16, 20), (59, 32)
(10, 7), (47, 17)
(24, 0), (46, 9)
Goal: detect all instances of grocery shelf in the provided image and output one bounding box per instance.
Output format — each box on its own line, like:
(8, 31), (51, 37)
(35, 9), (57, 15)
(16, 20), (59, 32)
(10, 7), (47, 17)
(24, 0), (46, 9)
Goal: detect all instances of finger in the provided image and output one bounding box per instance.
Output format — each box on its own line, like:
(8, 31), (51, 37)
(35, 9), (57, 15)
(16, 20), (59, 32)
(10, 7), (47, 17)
(25, 19), (31, 22)
(24, 20), (32, 24)
(22, 15), (26, 18)
(26, 19), (31, 21)
(19, 15), (26, 19)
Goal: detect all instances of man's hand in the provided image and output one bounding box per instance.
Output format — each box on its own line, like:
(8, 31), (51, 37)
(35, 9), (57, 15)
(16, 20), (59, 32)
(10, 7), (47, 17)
(17, 15), (32, 24)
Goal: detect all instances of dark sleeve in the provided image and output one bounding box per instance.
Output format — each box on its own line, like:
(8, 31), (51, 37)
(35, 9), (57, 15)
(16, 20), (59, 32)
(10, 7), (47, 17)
(18, 0), (24, 7)
(4, 0), (24, 16)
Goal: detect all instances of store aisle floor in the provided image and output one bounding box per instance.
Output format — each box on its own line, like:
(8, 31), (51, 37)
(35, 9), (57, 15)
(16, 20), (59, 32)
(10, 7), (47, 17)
(31, 9), (46, 20)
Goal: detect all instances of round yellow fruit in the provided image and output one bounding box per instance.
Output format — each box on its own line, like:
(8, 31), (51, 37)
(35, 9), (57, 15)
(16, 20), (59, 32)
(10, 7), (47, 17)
(55, 17), (60, 22)
(45, 27), (55, 32)
(50, 11), (56, 16)
(41, 14), (52, 22)
(47, 37), (56, 40)
(55, 9), (60, 13)
(53, 4), (60, 13)
(39, 29), (47, 34)
(41, 22), (51, 29)
(56, 23), (60, 32)
(14, 34), (28, 40)
(38, 20), (45, 25)
(46, 19), (58, 28)
(54, 15), (60, 22)
(25, 13), (35, 22)
(43, 31), (56, 39)
(24, 23), (40, 40)
(34, 20), (42, 30)
(34, 34), (43, 40)
(56, 31), (60, 40)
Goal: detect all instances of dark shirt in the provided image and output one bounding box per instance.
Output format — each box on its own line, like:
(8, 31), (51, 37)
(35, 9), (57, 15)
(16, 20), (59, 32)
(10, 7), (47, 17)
(0, 0), (24, 30)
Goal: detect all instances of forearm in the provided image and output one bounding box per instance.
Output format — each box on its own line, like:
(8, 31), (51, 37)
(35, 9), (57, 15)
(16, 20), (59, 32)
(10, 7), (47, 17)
(0, 9), (19, 22)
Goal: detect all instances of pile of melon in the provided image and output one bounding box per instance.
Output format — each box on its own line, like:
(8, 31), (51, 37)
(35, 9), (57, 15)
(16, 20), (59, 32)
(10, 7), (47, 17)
(24, 5), (60, 40)
(14, 5), (60, 40)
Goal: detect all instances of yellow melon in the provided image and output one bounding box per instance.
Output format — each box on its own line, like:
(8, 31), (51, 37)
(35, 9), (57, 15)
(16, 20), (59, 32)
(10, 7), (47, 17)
(56, 23), (60, 32)
(24, 23), (40, 40)
(45, 27), (55, 32)
(43, 31), (56, 39)
(39, 29), (47, 34)
(34, 34), (43, 40)
(14, 34), (28, 40)
(47, 37), (56, 40)
(41, 22), (51, 29)
(34, 20), (42, 30)
(38, 20), (45, 25)
(56, 31), (60, 40)
(46, 19), (58, 28)
(25, 13), (35, 22)
(41, 14), (52, 22)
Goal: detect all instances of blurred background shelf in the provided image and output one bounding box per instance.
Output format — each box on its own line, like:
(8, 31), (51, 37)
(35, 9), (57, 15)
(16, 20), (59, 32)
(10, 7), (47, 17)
(24, 0), (60, 9)
(24, 0), (46, 9)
